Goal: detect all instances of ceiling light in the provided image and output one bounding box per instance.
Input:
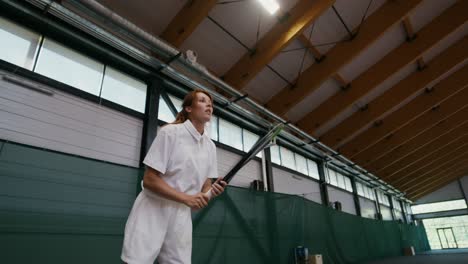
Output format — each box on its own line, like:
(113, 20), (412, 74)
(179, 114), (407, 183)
(257, 0), (280, 15)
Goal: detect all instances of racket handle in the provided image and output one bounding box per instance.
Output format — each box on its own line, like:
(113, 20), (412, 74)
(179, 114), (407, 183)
(204, 189), (213, 200)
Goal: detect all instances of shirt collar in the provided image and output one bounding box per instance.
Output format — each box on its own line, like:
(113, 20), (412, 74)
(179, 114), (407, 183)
(183, 119), (203, 142)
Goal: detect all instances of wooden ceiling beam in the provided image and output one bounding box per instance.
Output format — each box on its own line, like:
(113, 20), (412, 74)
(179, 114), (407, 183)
(366, 118), (468, 175)
(409, 169), (468, 200)
(392, 144), (468, 186)
(402, 16), (431, 72)
(265, 0), (422, 115)
(381, 133), (468, 181)
(297, 34), (350, 87)
(161, 0), (218, 47)
(320, 37), (468, 148)
(222, 0), (334, 89)
(402, 17), (416, 41)
(297, 1), (468, 134)
(404, 168), (468, 201)
(406, 165), (468, 198)
(347, 88), (468, 166)
(339, 68), (468, 163)
(396, 153), (468, 190)
(297, 34), (323, 61)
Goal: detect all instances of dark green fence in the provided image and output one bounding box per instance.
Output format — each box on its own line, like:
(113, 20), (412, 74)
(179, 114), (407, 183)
(0, 141), (429, 263)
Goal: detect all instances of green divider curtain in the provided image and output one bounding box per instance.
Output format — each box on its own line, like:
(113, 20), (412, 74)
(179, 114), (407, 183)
(0, 141), (429, 263)
(192, 187), (430, 264)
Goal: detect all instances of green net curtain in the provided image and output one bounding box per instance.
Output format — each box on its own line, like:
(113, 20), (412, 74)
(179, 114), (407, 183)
(192, 187), (430, 264)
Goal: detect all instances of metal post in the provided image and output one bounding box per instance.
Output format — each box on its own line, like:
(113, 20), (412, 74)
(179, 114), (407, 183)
(400, 200), (409, 224)
(318, 160), (330, 206)
(263, 147), (274, 192)
(351, 177), (362, 217)
(374, 189), (382, 220)
(137, 78), (161, 194)
(457, 178), (468, 206)
(389, 195), (397, 221)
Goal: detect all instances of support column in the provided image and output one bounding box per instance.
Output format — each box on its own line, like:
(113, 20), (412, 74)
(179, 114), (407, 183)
(263, 148), (274, 192)
(400, 200), (409, 224)
(457, 178), (468, 206)
(389, 195), (397, 221)
(351, 177), (362, 217)
(318, 160), (330, 206)
(137, 77), (162, 194)
(374, 189), (382, 220)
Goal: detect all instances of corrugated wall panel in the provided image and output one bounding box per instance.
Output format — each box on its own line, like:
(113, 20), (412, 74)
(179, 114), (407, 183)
(328, 186), (357, 215)
(0, 74), (143, 167)
(216, 147), (261, 188)
(272, 167), (322, 204)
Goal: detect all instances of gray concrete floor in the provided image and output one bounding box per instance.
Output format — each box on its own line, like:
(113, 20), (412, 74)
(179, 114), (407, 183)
(364, 249), (468, 264)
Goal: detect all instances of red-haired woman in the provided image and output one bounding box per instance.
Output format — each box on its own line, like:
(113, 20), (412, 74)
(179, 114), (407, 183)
(121, 89), (226, 264)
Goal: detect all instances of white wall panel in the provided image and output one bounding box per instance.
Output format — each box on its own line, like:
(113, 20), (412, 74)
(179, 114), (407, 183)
(216, 147), (261, 188)
(415, 180), (463, 204)
(0, 73), (142, 167)
(328, 186), (356, 215)
(272, 167), (322, 204)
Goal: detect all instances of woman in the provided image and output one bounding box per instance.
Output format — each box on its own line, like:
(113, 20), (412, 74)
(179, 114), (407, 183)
(121, 89), (226, 264)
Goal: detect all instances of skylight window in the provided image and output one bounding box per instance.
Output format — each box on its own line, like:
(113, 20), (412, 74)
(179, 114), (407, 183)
(257, 0), (280, 15)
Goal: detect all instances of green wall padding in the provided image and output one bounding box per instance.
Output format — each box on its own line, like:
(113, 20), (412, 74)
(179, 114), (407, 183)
(192, 187), (430, 264)
(0, 142), (141, 263)
(0, 142), (429, 263)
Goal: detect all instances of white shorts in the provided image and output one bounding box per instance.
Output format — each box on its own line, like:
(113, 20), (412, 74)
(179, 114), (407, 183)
(121, 189), (192, 264)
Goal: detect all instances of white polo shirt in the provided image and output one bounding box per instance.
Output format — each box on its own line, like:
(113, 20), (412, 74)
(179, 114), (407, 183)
(143, 119), (218, 195)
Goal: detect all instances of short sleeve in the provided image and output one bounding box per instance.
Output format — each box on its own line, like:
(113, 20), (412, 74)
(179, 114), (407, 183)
(208, 143), (218, 179)
(143, 126), (174, 174)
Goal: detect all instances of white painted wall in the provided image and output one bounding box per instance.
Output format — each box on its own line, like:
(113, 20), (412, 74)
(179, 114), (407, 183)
(0, 73), (143, 167)
(272, 167), (322, 204)
(415, 180), (463, 204)
(327, 186), (356, 215)
(216, 147), (262, 188)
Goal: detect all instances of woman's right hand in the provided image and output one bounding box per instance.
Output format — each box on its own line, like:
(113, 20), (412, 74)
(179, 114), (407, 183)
(182, 193), (210, 210)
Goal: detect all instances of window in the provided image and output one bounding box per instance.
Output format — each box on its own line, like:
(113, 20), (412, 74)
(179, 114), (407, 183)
(209, 115), (218, 141)
(336, 172), (346, 189)
(219, 119), (243, 150)
(158, 97), (175, 123)
(357, 182), (364, 196)
(360, 184), (375, 201)
(169, 95), (183, 111)
(326, 169), (353, 192)
(0, 17), (40, 70)
(280, 147), (296, 170)
(307, 159), (320, 180)
(295, 153), (308, 175)
(328, 170), (337, 186)
(393, 197), (402, 211)
(370, 188), (376, 200)
(270, 145), (281, 165)
(100, 67), (147, 113)
(243, 129), (262, 157)
(378, 191), (386, 205)
(344, 176), (353, 192)
(411, 200), (467, 215)
(35, 38), (104, 96)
